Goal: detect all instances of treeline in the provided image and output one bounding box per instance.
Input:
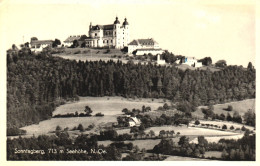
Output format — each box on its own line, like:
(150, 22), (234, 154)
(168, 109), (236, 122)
(153, 132), (255, 161)
(7, 51), (255, 134)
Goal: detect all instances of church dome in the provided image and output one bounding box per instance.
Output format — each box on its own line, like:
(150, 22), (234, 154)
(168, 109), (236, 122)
(123, 18), (129, 25)
(114, 17), (120, 24)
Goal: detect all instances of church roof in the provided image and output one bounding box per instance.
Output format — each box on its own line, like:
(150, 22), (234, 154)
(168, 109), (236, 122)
(90, 24), (115, 31)
(123, 18), (129, 25)
(114, 17), (120, 24)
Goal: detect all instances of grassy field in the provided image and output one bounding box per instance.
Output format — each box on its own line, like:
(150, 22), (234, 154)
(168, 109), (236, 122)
(193, 99), (255, 119)
(20, 116), (117, 136)
(193, 120), (255, 131)
(144, 126), (239, 136)
(21, 96), (167, 136)
(98, 137), (181, 150)
(204, 151), (222, 159)
(176, 64), (221, 72)
(53, 96), (167, 116)
(164, 155), (214, 161)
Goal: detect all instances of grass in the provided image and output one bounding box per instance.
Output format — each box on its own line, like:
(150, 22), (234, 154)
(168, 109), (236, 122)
(21, 116), (117, 136)
(21, 96), (167, 136)
(176, 64), (221, 72)
(53, 96), (167, 116)
(164, 155), (214, 161)
(204, 151), (222, 159)
(144, 126), (239, 136)
(193, 99), (255, 119)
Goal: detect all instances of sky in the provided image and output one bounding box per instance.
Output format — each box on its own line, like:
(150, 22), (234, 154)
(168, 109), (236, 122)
(0, 0), (257, 67)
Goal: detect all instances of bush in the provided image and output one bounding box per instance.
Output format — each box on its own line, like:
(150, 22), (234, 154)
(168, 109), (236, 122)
(241, 126), (247, 131)
(74, 50), (81, 54)
(95, 112), (104, 117)
(195, 120), (200, 125)
(56, 125), (62, 131)
(77, 124), (84, 132)
(222, 125), (227, 130)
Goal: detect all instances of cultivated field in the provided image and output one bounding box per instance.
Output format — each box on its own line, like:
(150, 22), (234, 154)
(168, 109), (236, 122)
(193, 99), (255, 119)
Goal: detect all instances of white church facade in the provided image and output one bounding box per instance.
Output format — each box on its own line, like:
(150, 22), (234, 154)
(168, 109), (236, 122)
(87, 17), (129, 49)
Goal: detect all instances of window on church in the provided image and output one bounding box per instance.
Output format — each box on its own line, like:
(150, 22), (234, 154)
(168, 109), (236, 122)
(95, 33), (97, 36)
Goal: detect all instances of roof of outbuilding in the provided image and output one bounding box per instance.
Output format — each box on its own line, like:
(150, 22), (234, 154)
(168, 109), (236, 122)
(128, 38), (159, 46)
(64, 36), (81, 42)
(30, 40), (53, 46)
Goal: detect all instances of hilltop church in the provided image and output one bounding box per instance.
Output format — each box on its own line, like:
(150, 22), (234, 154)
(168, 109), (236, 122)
(64, 17), (130, 49)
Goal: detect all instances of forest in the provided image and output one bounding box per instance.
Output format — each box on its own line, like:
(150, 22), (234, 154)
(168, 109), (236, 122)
(7, 50), (255, 135)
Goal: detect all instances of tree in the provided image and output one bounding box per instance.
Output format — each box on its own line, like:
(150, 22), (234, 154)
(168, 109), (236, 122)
(247, 62), (253, 70)
(243, 109), (255, 127)
(226, 105), (233, 111)
(222, 124), (227, 130)
(84, 106), (93, 115)
(178, 136), (189, 147)
(233, 111), (242, 123)
(56, 125), (62, 131)
(195, 120), (200, 125)
(153, 139), (174, 154)
(149, 130), (155, 138)
(77, 124), (84, 131)
(159, 130), (166, 138)
(52, 39), (61, 47)
(215, 60), (227, 67)
(198, 57), (212, 66)
(227, 113), (232, 121)
(72, 40), (79, 48)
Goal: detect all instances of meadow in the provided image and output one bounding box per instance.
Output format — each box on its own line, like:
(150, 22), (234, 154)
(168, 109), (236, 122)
(193, 99), (255, 119)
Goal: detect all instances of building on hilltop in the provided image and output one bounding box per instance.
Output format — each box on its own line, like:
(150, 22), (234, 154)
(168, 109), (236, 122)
(179, 57), (203, 67)
(63, 35), (82, 47)
(128, 38), (164, 55)
(86, 17), (130, 49)
(157, 54), (166, 65)
(30, 38), (53, 52)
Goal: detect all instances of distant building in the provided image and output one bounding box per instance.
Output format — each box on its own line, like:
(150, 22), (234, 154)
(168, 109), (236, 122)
(128, 38), (163, 55)
(128, 117), (141, 127)
(63, 35), (82, 47)
(30, 38), (53, 52)
(157, 54), (166, 65)
(181, 57), (203, 67)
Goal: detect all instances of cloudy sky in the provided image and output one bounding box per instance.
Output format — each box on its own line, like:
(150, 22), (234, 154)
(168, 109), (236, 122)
(0, 0), (256, 66)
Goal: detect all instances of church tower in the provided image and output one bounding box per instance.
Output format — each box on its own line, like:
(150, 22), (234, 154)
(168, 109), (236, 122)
(122, 18), (129, 48)
(113, 17), (121, 49)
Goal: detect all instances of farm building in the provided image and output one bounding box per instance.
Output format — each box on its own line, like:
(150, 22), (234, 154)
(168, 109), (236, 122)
(128, 117), (141, 127)
(128, 38), (164, 55)
(179, 57), (203, 67)
(30, 38), (53, 52)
